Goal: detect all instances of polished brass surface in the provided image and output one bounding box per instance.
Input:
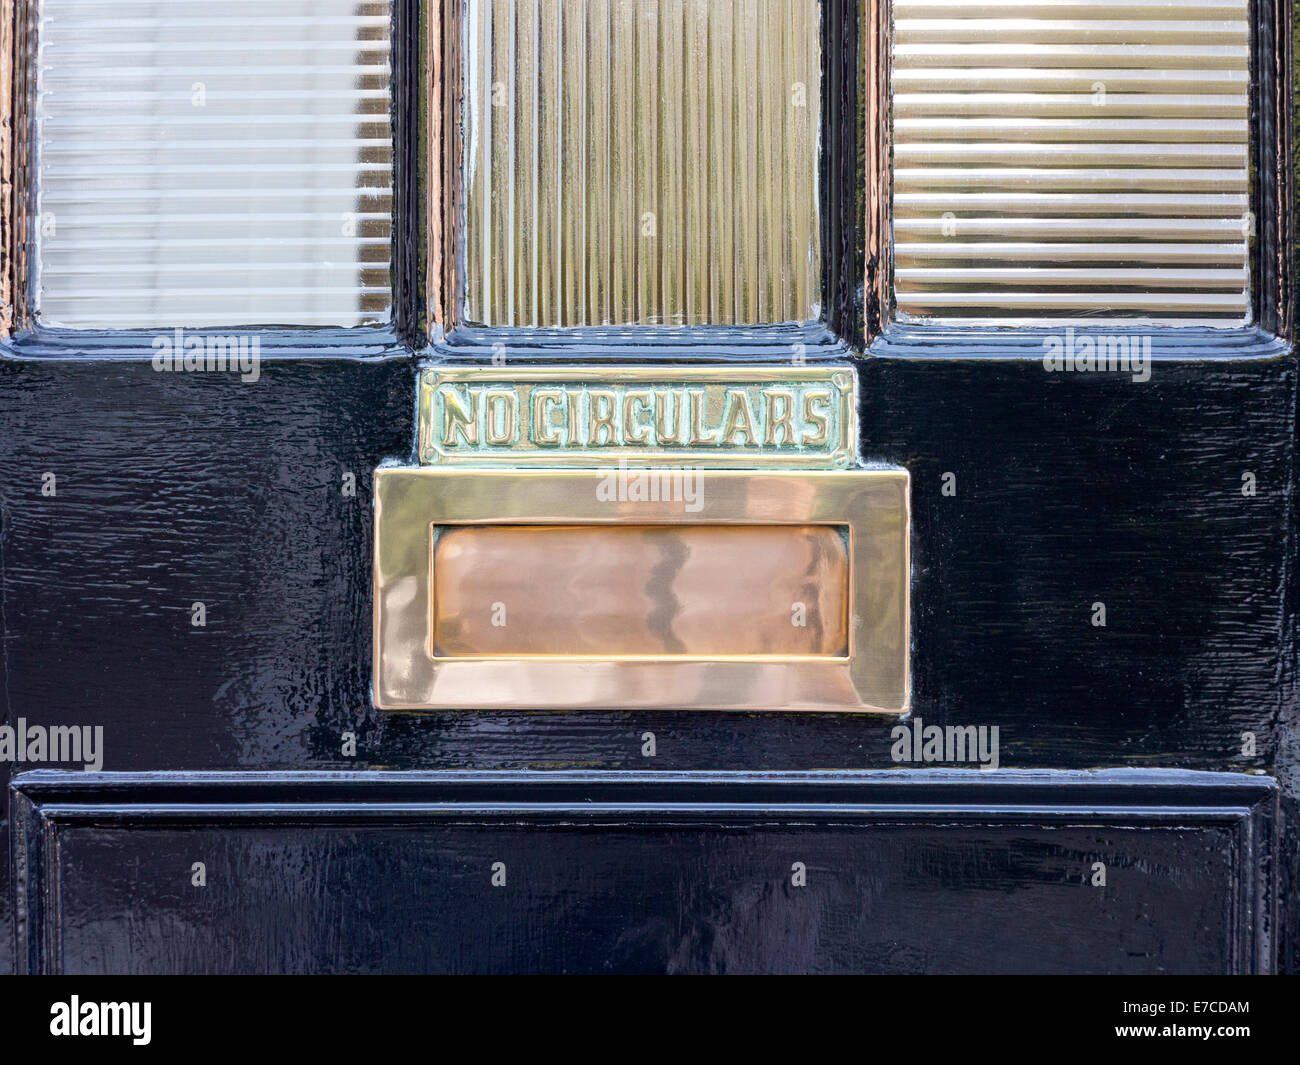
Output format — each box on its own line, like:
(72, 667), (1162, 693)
(432, 524), (849, 657)
(418, 365), (856, 468)
(373, 466), (909, 713)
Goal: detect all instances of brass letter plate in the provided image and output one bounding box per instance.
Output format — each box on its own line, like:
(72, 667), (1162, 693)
(374, 366), (910, 714)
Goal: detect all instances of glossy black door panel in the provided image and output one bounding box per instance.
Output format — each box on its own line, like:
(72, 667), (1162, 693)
(0, 354), (1290, 773)
(1, 352), (1298, 973)
(12, 770), (1278, 975)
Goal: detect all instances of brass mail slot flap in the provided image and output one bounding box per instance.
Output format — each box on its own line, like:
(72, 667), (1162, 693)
(433, 524), (850, 658)
(374, 467), (909, 713)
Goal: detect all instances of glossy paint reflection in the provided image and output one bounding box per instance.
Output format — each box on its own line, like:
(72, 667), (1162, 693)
(433, 524), (849, 657)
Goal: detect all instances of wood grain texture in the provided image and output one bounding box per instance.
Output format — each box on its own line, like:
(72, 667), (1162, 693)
(0, 354), (1290, 771)
(0, 0), (12, 335)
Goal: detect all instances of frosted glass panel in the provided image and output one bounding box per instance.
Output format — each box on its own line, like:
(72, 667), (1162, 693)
(34, 0), (393, 329)
(463, 0), (822, 328)
(892, 0), (1251, 327)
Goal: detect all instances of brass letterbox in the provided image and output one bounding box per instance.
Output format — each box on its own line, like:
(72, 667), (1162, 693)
(373, 366), (909, 713)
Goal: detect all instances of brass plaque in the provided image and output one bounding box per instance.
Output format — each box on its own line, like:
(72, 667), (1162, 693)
(418, 366), (856, 468)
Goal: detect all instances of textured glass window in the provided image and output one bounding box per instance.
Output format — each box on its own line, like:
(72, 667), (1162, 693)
(892, 0), (1251, 326)
(34, 0), (393, 329)
(462, 0), (822, 328)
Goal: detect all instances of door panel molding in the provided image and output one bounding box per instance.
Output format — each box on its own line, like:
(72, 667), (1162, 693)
(12, 768), (1278, 974)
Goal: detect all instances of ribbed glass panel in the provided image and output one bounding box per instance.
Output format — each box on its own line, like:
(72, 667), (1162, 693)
(892, 0), (1251, 327)
(34, 0), (393, 329)
(463, 0), (822, 328)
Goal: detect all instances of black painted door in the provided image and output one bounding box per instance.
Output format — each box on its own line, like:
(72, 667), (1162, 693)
(1, 0), (1296, 975)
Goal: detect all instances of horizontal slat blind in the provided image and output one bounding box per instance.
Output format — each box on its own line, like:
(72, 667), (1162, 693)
(892, 0), (1251, 326)
(34, 0), (393, 329)
(463, 0), (822, 328)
